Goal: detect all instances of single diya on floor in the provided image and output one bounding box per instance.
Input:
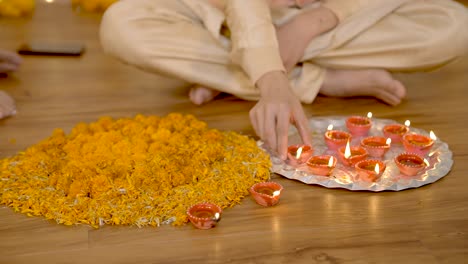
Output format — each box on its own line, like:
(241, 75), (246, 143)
(355, 159), (386, 182)
(286, 144), (314, 166)
(346, 112), (373, 137)
(360, 136), (391, 158)
(338, 140), (368, 166)
(394, 152), (428, 176)
(187, 202), (222, 230)
(383, 120), (410, 143)
(324, 124), (352, 151)
(402, 131), (437, 156)
(249, 181), (283, 207)
(306, 155), (337, 176)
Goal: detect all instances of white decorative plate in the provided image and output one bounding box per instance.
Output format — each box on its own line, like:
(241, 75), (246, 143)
(263, 116), (453, 192)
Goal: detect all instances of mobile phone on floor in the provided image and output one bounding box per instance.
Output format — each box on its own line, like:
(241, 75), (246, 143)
(17, 42), (85, 56)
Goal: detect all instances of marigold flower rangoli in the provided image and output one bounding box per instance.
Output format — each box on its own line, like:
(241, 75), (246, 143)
(0, 113), (271, 228)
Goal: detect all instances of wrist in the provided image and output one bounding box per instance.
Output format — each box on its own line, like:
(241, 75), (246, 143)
(256, 71), (289, 95)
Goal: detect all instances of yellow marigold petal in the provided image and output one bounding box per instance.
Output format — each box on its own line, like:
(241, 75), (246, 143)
(0, 114), (271, 228)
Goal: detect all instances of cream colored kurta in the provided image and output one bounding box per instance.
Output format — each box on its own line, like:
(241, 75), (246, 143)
(100, 0), (468, 103)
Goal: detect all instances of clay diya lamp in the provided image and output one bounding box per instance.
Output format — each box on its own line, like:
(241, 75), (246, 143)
(286, 145), (314, 166)
(337, 141), (368, 167)
(187, 202), (222, 230)
(394, 153), (427, 176)
(346, 114), (372, 137)
(355, 159), (386, 182)
(402, 131), (436, 156)
(249, 182), (283, 207)
(383, 121), (410, 143)
(324, 130), (352, 151)
(306, 155), (337, 176)
(360, 136), (391, 158)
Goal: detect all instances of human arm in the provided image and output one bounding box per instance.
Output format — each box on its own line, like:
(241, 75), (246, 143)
(276, 6), (338, 72)
(225, 0), (311, 159)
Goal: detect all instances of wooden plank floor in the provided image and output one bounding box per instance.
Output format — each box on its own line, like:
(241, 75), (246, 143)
(1, 2), (467, 264)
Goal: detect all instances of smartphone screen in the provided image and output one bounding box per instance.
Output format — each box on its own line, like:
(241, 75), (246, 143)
(17, 42), (85, 56)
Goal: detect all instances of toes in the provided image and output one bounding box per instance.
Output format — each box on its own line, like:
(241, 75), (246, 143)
(377, 80), (406, 105)
(376, 89), (402, 106)
(379, 75), (406, 98)
(189, 87), (204, 105)
(391, 80), (407, 99)
(188, 86), (220, 105)
(372, 72), (406, 105)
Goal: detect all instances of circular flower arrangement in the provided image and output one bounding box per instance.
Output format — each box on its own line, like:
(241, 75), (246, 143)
(0, 113), (271, 228)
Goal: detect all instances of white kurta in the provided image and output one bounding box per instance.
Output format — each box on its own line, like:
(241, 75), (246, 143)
(100, 0), (468, 103)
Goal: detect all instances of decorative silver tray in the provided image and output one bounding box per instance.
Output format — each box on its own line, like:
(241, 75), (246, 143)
(264, 116), (453, 192)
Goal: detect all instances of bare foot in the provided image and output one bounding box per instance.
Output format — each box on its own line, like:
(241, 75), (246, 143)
(189, 85), (221, 105)
(0, 91), (16, 119)
(320, 69), (406, 106)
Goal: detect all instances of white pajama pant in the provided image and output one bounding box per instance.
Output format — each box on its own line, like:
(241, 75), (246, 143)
(100, 0), (468, 103)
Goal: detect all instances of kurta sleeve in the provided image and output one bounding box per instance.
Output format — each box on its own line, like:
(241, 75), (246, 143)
(225, 0), (285, 84)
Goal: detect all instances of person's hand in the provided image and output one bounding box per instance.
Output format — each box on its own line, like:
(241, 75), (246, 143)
(250, 71), (311, 159)
(0, 50), (22, 73)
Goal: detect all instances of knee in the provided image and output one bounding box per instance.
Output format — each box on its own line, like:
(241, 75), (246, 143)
(453, 9), (468, 56)
(442, 3), (468, 56)
(99, 0), (154, 66)
(425, 2), (468, 60)
(99, 0), (179, 67)
(99, 1), (132, 58)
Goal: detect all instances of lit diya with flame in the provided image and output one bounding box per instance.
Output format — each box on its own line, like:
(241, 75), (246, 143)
(306, 155), (337, 176)
(394, 153), (429, 176)
(338, 140), (368, 166)
(355, 159), (386, 182)
(360, 136), (392, 158)
(346, 112), (373, 137)
(324, 124), (352, 151)
(249, 182), (283, 207)
(402, 131), (437, 156)
(187, 202), (222, 230)
(383, 120), (410, 143)
(286, 145), (314, 166)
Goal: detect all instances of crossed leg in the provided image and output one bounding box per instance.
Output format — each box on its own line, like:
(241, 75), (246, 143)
(188, 69), (406, 106)
(189, 0), (466, 106)
(101, 0), (467, 106)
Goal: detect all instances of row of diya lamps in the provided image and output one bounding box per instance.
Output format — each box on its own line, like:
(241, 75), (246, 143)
(186, 113), (437, 229)
(186, 182), (284, 229)
(289, 113), (437, 180)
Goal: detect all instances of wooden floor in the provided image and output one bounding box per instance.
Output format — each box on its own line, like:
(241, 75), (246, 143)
(1, 2), (467, 264)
